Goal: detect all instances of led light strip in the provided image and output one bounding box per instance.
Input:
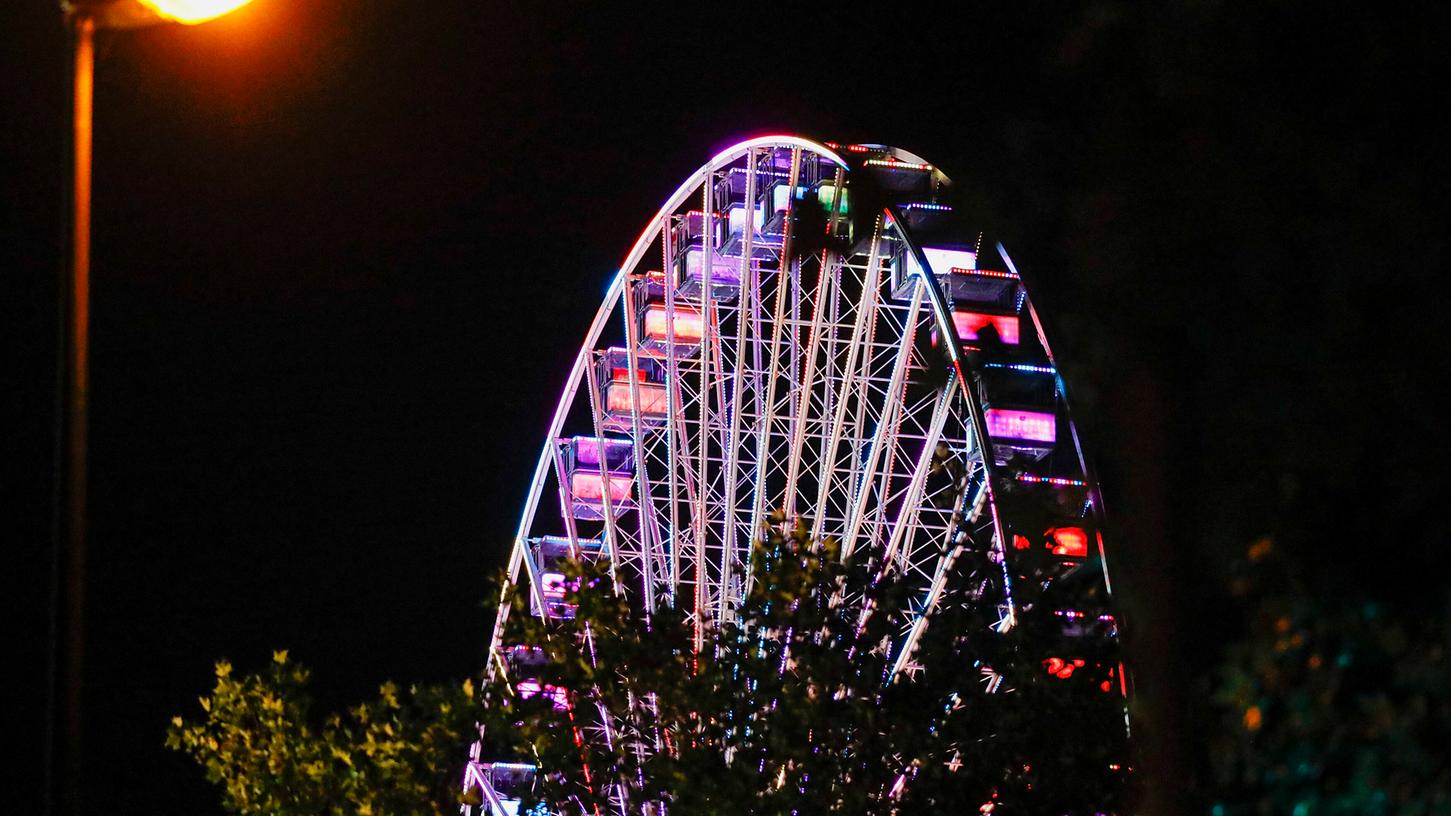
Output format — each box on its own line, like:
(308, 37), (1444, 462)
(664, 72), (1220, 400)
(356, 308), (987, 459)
(982, 362), (1056, 375)
(1016, 474), (1087, 487)
(864, 158), (933, 171)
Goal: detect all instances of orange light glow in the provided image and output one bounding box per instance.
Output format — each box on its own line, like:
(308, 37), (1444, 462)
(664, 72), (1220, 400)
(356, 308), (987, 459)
(137, 0), (254, 24)
(1048, 527), (1090, 558)
(604, 381), (668, 417)
(643, 304), (704, 343)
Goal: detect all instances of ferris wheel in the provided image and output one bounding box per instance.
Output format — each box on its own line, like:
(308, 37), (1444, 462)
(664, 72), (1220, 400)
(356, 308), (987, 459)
(462, 135), (1116, 814)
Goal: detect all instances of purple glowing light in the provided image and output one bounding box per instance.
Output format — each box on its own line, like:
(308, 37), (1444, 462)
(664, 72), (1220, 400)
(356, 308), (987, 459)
(570, 436), (633, 470)
(516, 680), (569, 710)
(985, 408), (1056, 442)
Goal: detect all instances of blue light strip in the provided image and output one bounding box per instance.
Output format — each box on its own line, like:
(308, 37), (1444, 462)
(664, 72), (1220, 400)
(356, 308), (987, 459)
(982, 362), (1056, 375)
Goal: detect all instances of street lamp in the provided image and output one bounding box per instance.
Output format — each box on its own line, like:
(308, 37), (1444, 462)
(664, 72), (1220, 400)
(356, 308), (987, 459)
(51, 3), (254, 815)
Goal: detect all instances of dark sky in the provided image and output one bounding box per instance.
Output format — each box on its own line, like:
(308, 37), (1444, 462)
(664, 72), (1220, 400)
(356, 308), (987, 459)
(4, 2), (1447, 813)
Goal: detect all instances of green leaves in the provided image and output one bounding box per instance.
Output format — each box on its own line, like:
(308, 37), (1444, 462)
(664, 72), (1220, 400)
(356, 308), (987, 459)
(168, 655), (478, 816)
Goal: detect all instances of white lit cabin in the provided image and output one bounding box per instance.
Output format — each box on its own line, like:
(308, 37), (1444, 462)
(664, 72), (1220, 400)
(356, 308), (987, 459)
(595, 347), (668, 430)
(504, 644), (567, 710)
(672, 209), (742, 301)
(891, 244), (1025, 316)
(526, 535), (603, 619)
(716, 167), (778, 261)
(463, 758), (537, 816)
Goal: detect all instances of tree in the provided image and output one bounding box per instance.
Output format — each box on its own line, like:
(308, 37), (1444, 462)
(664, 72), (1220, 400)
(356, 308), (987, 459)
(167, 650), (477, 816)
(1208, 539), (1451, 815)
(479, 509), (1129, 815)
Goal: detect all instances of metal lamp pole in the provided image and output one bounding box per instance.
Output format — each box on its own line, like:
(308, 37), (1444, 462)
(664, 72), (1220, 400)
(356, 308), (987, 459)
(50, 4), (254, 814)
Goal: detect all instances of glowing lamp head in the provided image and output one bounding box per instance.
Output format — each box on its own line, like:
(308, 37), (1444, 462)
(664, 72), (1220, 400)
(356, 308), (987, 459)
(65, 0), (253, 28)
(137, 0), (253, 24)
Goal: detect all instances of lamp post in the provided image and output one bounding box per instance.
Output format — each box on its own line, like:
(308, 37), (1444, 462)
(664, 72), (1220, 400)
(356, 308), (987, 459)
(51, 3), (253, 814)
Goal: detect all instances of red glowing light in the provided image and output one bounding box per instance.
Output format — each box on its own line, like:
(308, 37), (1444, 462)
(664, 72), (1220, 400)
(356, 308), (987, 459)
(1048, 527), (1089, 558)
(604, 380), (668, 416)
(1043, 657), (1087, 679)
(951, 311), (1020, 344)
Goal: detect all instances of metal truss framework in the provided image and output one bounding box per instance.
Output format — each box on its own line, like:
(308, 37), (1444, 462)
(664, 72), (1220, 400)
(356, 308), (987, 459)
(465, 136), (1115, 814)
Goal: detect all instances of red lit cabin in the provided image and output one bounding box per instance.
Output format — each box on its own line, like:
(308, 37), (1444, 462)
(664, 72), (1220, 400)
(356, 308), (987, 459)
(595, 348), (667, 429)
(644, 303), (704, 343)
(640, 301), (705, 353)
(952, 310), (1020, 345)
(1012, 525), (1094, 564)
(631, 271), (702, 355)
(1040, 657), (1126, 696)
(1047, 526), (1090, 558)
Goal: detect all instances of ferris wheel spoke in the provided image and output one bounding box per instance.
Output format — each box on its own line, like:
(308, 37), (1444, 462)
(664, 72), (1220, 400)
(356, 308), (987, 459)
(747, 148), (804, 562)
(620, 273), (667, 611)
(810, 232), (884, 543)
(717, 150), (758, 623)
(692, 169), (717, 634)
(842, 282), (922, 560)
(880, 385), (953, 568)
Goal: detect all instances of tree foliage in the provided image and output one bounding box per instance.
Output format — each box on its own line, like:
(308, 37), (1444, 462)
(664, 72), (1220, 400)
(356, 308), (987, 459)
(167, 650), (476, 816)
(480, 511), (1128, 814)
(1209, 540), (1451, 815)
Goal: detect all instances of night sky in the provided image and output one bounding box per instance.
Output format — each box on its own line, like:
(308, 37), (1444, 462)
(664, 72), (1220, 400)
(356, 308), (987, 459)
(4, 2), (1447, 813)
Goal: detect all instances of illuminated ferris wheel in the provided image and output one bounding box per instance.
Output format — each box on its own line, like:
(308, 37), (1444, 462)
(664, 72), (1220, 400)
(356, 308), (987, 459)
(462, 135), (1116, 813)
